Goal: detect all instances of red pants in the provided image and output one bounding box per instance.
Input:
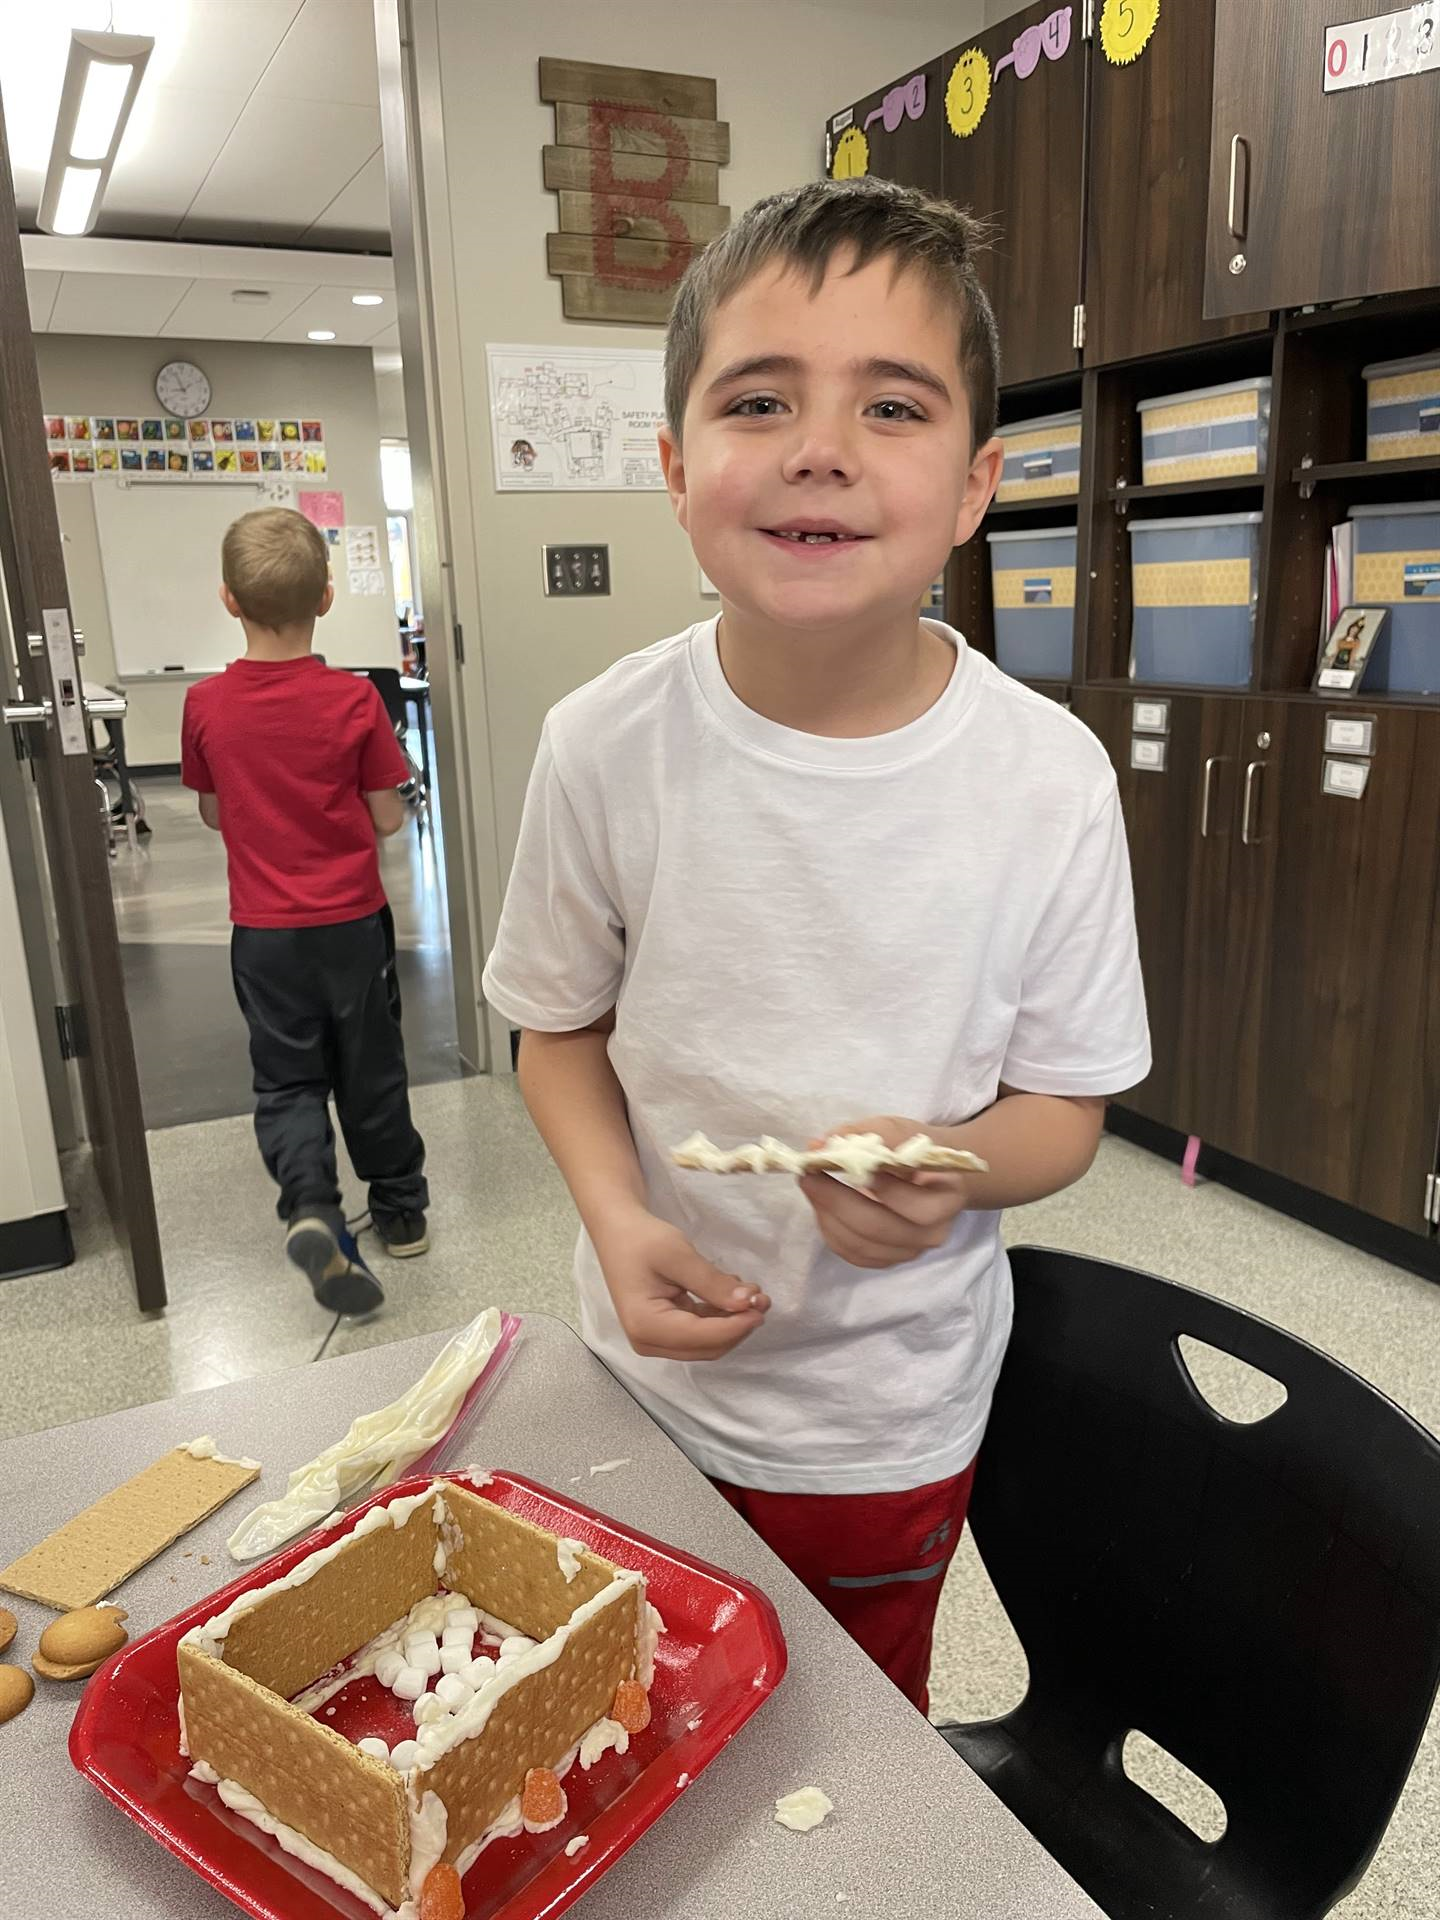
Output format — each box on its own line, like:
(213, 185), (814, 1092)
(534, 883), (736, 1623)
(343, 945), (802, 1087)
(713, 1461), (977, 1714)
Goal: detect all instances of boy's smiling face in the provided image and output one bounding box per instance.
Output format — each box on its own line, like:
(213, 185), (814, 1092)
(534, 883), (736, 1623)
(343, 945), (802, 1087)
(660, 251), (1001, 637)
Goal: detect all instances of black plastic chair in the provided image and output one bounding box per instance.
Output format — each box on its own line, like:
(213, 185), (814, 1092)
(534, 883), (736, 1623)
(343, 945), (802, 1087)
(363, 667), (427, 826)
(941, 1246), (1440, 1920)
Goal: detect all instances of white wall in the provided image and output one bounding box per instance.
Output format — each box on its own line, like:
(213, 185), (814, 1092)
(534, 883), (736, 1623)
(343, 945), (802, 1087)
(36, 335), (397, 765)
(413, 0), (984, 875)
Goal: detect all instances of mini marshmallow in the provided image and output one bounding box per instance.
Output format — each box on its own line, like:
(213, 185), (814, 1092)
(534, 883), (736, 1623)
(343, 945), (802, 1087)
(389, 1740), (420, 1771)
(406, 1642), (441, 1678)
(435, 1673), (472, 1711)
(391, 1664), (427, 1701)
(413, 1692), (448, 1726)
(442, 1625), (474, 1650)
(500, 1636), (537, 1659)
(462, 1655), (496, 1687)
(404, 1629), (440, 1657)
(374, 1649), (406, 1688)
(439, 1644), (471, 1675)
(357, 1738), (390, 1762)
(444, 1604), (480, 1631)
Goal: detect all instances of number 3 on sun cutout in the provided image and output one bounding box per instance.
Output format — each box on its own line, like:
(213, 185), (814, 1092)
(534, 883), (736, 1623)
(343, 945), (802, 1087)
(1100, 0), (1159, 65)
(946, 48), (992, 138)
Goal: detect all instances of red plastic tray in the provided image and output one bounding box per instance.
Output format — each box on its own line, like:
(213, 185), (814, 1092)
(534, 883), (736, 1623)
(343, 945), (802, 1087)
(70, 1471), (787, 1920)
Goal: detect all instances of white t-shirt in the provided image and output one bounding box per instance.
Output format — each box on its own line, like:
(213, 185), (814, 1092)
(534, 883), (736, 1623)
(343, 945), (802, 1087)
(482, 618), (1150, 1494)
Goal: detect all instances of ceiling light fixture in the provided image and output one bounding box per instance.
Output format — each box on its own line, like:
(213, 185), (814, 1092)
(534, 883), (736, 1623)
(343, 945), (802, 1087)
(308, 329), (337, 342)
(231, 288), (273, 306)
(38, 30), (154, 237)
(351, 293), (384, 306)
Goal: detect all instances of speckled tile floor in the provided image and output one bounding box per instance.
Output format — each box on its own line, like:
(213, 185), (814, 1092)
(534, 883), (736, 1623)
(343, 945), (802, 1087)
(4, 1080), (1438, 1915)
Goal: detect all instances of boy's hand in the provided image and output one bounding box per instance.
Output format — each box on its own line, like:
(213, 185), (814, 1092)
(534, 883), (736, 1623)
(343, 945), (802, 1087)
(799, 1116), (971, 1270)
(591, 1208), (770, 1361)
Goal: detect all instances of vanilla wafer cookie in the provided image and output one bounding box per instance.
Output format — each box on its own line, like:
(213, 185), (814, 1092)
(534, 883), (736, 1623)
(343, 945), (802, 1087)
(671, 1131), (988, 1180)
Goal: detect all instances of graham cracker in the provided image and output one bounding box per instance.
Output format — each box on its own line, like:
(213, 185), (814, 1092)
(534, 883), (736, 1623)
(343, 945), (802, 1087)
(0, 1449), (259, 1611)
(180, 1642), (409, 1911)
(221, 1494), (438, 1700)
(427, 1580), (642, 1859)
(442, 1484), (616, 1638)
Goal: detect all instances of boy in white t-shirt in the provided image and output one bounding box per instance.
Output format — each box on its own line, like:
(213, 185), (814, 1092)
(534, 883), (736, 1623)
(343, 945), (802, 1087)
(482, 177), (1150, 1712)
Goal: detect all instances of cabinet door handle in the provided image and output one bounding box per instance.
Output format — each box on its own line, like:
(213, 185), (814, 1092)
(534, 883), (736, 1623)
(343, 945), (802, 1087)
(1241, 759), (1265, 845)
(1200, 755), (1227, 838)
(1227, 134), (1250, 242)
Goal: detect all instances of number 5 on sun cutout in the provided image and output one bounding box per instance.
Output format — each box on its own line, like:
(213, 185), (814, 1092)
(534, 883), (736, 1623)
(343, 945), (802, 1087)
(1100, 0), (1160, 65)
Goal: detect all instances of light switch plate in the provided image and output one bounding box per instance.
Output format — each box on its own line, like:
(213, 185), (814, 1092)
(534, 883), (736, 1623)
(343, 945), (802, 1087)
(543, 545), (610, 595)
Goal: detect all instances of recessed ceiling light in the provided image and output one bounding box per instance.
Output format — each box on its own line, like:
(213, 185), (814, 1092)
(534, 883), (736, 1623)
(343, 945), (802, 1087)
(351, 293), (384, 307)
(308, 329), (337, 342)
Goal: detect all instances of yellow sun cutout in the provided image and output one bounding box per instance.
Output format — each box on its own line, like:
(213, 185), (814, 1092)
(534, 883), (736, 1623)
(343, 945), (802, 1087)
(946, 48), (991, 139)
(832, 126), (870, 178)
(1100, 0), (1160, 66)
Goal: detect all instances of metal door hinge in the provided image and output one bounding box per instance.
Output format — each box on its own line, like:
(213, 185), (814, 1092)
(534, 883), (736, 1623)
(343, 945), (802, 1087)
(453, 620), (465, 665)
(55, 1002), (86, 1061)
(1073, 302), (1087, 351)
(1082, 0), (1095, 40)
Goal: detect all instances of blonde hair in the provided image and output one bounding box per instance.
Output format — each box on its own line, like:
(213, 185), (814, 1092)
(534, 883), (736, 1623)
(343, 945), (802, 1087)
(221, 508), (329, 628)
(665, 176), (1000, 451)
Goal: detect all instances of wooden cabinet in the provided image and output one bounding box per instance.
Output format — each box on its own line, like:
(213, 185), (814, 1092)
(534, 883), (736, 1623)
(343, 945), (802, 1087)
(1080, 690), (1440, 1236)
(826, 60), (944, 194)
(939, 3), (1087, 386)
(1207, 0), (1440, 318)
(1086, 0), (1264, 364)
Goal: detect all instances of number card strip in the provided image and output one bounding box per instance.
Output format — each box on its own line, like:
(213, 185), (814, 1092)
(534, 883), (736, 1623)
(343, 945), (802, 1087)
(1325, 7), (1440, 93)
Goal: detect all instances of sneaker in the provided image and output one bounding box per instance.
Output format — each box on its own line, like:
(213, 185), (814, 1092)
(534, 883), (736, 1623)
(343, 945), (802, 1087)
(286, 1214), (385, 1315)
(374, 1210), (430, 1258)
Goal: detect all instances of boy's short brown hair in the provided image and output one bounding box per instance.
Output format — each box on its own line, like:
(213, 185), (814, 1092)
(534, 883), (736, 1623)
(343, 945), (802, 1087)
(222, 508), (329, 629)
(665, 176), (1000, 450)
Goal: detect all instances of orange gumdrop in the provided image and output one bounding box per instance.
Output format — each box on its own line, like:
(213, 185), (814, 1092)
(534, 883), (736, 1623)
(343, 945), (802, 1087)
(611, 1678), (652, 1734)
(419, 1861), (464, 1920)
(521, 1766), (567, 1829)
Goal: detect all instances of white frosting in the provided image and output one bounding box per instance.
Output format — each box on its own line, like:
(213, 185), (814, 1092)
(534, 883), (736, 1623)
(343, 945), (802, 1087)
(677, 1772), (690, 1789)
(565, 1834), (590, 1858)
(578, 1717), (630, 1769)
(588, 1458), (631, 1477)
(452, 1795), (523, 1875)
(556, 1537), (583, 1583)
(672, 1130), (988, 1181)
(775, 1787), (834, 1832)
(638, 1601), (666, 1687)
(179, 1436), (262, 1469)
(404, 1788), (448, 1908)
(197, 1769), (389, 1915)
(225, 1310), (504, 1560)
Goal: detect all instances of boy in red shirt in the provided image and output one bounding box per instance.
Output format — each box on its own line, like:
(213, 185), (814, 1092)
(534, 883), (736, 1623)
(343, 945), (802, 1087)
(182, 508), (429, 1314)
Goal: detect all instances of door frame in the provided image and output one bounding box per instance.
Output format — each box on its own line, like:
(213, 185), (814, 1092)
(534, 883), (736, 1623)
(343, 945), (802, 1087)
(0, 102), (165, 1309)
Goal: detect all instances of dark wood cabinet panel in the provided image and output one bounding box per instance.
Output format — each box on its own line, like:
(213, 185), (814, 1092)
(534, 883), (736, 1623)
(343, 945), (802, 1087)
(1073, 688), (1204, 1127)
(1207, 0), (1440, 318)
(1086, 0), (1265, 363)
(1250, 707), (1440, 1230)
(939, 4), (1086, 386)
(826, 61), (944, 194)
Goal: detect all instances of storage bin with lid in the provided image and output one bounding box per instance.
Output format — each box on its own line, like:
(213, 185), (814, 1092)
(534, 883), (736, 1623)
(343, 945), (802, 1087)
(1349, 501), (1440, 692)
(1136, 378), (1272, 486)
(987, 525), (1076, 680)
(1362, 354), (1440, 462)
(1127, 511), (1263, 686)
(995, 410), (1082, 503)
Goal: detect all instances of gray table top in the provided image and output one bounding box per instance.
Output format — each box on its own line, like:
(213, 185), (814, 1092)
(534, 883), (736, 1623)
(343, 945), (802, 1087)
(0, 1315), (1101, 1920)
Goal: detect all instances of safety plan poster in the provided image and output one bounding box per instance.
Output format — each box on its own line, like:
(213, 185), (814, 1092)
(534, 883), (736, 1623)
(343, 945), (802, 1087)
(486, 343), (667, 491)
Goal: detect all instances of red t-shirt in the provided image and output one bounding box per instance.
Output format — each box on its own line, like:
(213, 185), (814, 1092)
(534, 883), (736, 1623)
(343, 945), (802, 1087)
(181, 657), (410, 928)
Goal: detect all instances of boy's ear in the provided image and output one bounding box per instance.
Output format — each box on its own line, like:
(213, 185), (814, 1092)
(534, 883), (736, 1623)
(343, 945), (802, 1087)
(952, 435), (1004, 548)
(657, 425), (689, 533)
(219, 582), (242, 620)
(317, 580), (335, 619)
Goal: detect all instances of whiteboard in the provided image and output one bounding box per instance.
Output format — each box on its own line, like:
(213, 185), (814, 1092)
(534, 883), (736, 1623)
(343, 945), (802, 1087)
(90, 477), (278, 679)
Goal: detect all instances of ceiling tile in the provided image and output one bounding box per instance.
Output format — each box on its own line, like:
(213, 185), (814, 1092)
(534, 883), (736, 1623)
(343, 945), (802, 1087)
(300, 150), (389, 246)
(178, 97), (381, 238)
(263, 285), (394, 346)
(101, 84), (255, 232)
(255, 0), (381, 107)
(48, 271), (191, 336)
(161, 278), (316, 342)
(25, 269), (61, 331)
